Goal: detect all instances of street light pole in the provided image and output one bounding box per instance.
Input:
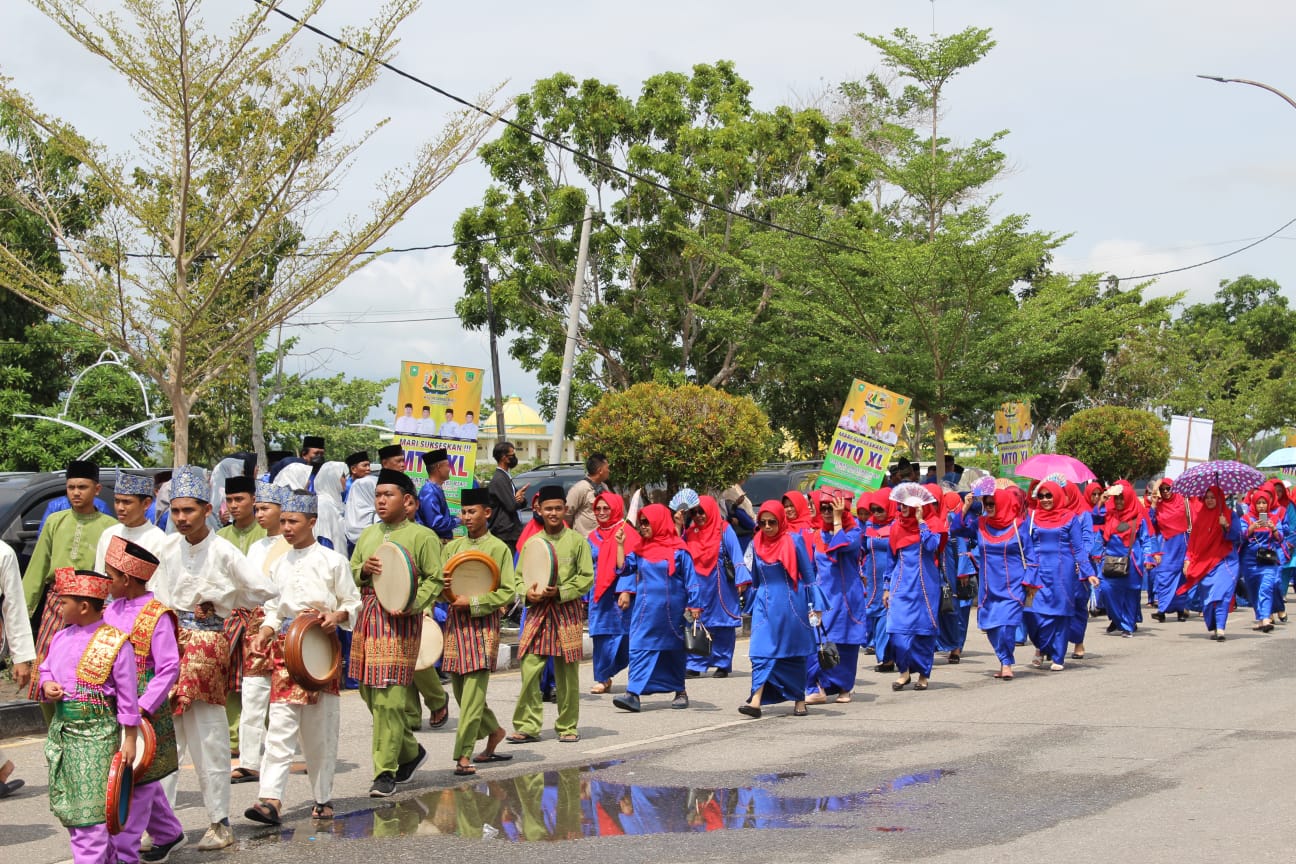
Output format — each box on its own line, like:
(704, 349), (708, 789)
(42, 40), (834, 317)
(1197, 75), (1296, 112)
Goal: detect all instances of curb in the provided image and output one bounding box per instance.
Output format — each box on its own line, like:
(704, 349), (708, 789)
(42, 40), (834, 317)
(0, 699), (46, 740)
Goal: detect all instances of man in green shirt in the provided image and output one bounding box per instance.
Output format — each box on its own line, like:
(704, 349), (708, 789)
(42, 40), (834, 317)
(349, 468), (444, 798)
(22, 459), (117, 707)
(507, 485), (594, 744)
(216, 476), (266, 554)
(439, 487), (520, 774)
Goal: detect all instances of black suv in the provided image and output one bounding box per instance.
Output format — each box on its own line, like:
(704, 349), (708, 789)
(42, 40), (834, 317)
(0, 470), (164, 572)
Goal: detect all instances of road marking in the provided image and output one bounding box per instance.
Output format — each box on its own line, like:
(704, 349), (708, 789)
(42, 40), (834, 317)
(583, 718), (760, 755)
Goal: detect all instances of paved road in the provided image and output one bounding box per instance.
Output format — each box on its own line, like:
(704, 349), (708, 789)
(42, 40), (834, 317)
(4, 608), (1292, 864)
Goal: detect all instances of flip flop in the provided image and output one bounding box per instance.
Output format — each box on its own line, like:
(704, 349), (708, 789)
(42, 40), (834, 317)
(429, 706), (450, 728)
(472, 753), (513, 763)
(230, 767), (259, 784)
(505, 733), (541, 744)
(558, 733), (581, 743)
(738, 704), (762, 719)
(311, 802), (334, 820)
(244, 800), (281, 826)
(454, 765), (477, 776)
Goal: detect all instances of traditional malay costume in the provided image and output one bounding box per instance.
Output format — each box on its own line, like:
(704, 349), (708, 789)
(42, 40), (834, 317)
(611, 504), (702, 713)
(1240, 486), (1285, 630)
(152, 465), (278, 850)
(24, 460), (118, 703)
(416, 449), (459, 540)
(859, 490), (897, 668)
(1097, 479), (1153, 637)
(1180, 486), (1243, 639)
(683, 495), (750, 678)
(803, 491), (864, 702)
(588, 492), (634, 693)
(214, 474), (266, 759)
(349, 468), (443, 796)
(93, 471), (167, 571)
(885, 491), (945, 687)
(935, 490), (975, 661)
(1148, 479), (1191, 620)
(245, 491), (361, 824)
(102, 538), (184, 864)
(1025, 480), (1095, 670)
(739, 502), (821, 717)
(38, 569), (140, 864)
(216, 476), (267, 554)
(509, 486), (594, 740)
(438, 488), (520, 772)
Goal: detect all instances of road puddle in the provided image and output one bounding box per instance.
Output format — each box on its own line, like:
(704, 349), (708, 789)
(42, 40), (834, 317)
(247, 764), (950, 844)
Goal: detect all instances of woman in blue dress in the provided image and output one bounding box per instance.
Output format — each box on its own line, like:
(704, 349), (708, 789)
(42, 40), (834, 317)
(683, 495), (750, 677)
(1240, 486), (1284, 633)
(738, 501), (822, 718)
(1096, 479), (1153, 637)
(1181, 486), (1243, 640)
(859, 490), (896, 671)
(804, 490), (866, 704)
(1068, 483), (1105, 659)
(612, 504), (702, 712)
(588, 492), (633, 694)
(953, 487), (1038, 680)
(884, 487), (945, 691)
(934, 489), (973, 665)
(1148, 478), (1191, 622)
(1025, 479), (1096, 671)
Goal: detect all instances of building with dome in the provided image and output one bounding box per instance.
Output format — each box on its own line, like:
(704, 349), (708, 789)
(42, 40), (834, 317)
(476, 395), (578, 466)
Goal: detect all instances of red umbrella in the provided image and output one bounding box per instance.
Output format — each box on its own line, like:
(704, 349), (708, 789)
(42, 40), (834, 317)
(1015, 454), (1097, 484)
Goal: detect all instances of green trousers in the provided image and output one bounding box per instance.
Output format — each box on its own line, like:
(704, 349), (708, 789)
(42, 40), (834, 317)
(405, 667), (448, 730)
(360, 684), (421, 778)
(512, 653), (579, 738)
(450, 670), (500, 760)
(225, 691), (241, 751)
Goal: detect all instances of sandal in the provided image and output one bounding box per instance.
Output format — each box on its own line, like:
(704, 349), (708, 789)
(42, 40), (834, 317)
(792, 707), (808, 717)
(454, 764), (477, 776)
(914, 680), (928, 691)
(834, 692), (853, 704)
(590, 681), (609, 694)
(429, 706), (450, 728)
(472, 753), (513, 763)
(558, 733), (581, 743)
(245, 800), (281, 826)
(311, 802), (334, 820)
(738, 704), (762, 719)
(230, 767), (260, 784)
(505, 733), (541, 744)
(892, 678), (911, 691)
(947, 652), (961, 664)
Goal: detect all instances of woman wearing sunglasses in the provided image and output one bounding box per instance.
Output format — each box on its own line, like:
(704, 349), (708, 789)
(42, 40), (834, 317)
(683, 496), (751, 679)
(884, 489), (946, 690)
(804, 490), (865, 705)
(611, 504), (703, 713)
(859, 490), (896, 672)
(738, 502), (823, 718)
(588, 493), (634, 694)
(1025, 479), (1097, 671)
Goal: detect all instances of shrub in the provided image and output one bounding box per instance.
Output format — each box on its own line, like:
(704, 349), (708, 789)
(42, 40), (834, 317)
(1055, 406), (1170, 483)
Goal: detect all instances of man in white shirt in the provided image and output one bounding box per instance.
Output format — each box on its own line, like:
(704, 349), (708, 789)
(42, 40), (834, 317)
(0, 539), (35, 798)
(393, 403), (417, 434)
(153, 466), (277, 851)
(459, 410), (479, 441)
(438, 408), (462, 440)
(94, 471), (167, 572)
(343, 444), (405, 550)
(414, 406), (438, 437)
(244, 491), (360, 825)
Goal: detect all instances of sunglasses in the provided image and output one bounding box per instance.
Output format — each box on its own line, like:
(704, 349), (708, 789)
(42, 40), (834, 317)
(818, 503), (835, 511)
(757, 518), (779, 527)
(690, 507), (706, 518)
(636, 520), (650, 528)
(1038, 493), (1053, 500)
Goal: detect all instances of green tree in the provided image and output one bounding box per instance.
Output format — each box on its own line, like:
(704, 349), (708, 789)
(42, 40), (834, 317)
(577, 383), (770, 495)
(452, 63), (861, 435)
(1055, 406), (1170, 482)
(0, 0), (499, 464)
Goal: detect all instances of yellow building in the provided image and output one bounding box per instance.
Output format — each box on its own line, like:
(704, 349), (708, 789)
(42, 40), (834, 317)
(477, 395), (578, 466)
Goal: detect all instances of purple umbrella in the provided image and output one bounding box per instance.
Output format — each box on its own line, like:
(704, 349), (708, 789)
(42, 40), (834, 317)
(1015, 453), (1097, 484)
(1173, 460), (1265, 498)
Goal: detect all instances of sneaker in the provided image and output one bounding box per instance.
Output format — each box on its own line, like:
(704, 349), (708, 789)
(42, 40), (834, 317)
(612, 693), (641, 713)
(196, 822), (234, 851)
(139, 832), (154, 853)
(671, 692), (689, 709)
(1120, 630), (1133, 638)
(394, 744), (427, 783)
(370, 773), (397, 798)
(142, 832), (187, 863)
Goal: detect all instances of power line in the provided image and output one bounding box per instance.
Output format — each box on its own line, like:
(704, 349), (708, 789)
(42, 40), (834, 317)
(255, 0), (1296, 289)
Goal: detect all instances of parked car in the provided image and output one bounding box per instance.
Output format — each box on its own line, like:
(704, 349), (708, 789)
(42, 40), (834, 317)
(0, 469), (166, 573)
(506, 463), (589, 526)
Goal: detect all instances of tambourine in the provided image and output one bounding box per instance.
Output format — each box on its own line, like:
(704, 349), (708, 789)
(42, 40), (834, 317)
(284, 614), (342, 691)
(106, 750), (133, 835)
(373, 541), (418, 614)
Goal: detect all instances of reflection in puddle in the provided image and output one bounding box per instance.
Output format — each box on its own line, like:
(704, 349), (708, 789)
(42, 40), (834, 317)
(253, 765), (951, 844)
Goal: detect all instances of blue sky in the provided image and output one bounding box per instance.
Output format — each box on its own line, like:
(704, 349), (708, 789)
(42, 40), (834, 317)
(4, 1), (1295, 424)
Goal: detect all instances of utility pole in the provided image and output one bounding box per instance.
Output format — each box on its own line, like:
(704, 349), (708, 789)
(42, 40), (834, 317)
(549, 205), (593, 463)
(482, 262), (507, 440)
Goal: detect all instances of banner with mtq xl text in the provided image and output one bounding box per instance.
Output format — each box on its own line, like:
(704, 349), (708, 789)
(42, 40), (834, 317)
(817, 379), (912, 497)
(392, 359), (484, 525)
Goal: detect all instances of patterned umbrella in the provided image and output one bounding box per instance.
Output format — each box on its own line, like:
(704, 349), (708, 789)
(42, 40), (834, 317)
(1015, 453), (1097, 483)
(1173, 460), (1265, 498)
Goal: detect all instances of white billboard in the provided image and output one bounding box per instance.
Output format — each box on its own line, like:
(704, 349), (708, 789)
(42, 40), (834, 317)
(1165, 415), (1212, 478)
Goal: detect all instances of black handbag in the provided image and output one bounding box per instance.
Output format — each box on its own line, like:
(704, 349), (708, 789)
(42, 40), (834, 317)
(1102, 555), (1130, 578)
(1256, 547), (1279, 566)
(815, 624), (840, 670)
(721, 548), (737, 584)
(939, 578), (955, 614)
(955, 574), (978, 600)
(683, 619), (712, 656)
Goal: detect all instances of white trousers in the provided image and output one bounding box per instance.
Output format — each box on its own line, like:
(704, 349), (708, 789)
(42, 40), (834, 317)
(258, 693), (339, 805)
(169, 701), (231, 823)
(238, 675), (271, 772)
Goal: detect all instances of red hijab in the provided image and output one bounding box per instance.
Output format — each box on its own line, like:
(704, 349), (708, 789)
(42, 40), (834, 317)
(593, 492), (635, 602)
(517, 491), (544, 550)
(684, 495), (725, 576)
(783, 491), (814, 531)
(923, 484), (950, 534)
(753, 500), (801, 586)
(890, 502), (924, 553)
(864, 489), (896, 537)
(635, 503), (687, 575)
(1031, 480), (1073, 529)
(1245, 487), (1275, 525)
(809, 489), (857, 532)
(1101, 479), (1145, 547)
(979, 488), (1022, 541)
(1181, 486), (1234, 592)
(1154, 478), (1189, 538)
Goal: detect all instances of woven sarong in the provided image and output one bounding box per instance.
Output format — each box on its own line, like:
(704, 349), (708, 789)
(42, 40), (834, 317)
(46, 701), (118, 828)
(349, 589), (421, 688)
(172, 629), (230, 713)
(28, 590), (65, 701)
(441, 608), (500, 675)
(518, 599), (584, 663)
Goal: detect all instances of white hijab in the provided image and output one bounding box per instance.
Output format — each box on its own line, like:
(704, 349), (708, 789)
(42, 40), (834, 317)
(312, 461), (348, 551)
(344, 475), (378, 545)
(273, 462), (313, 491)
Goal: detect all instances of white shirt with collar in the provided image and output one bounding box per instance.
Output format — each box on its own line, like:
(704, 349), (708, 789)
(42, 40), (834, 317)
(155, 530), (278, 618)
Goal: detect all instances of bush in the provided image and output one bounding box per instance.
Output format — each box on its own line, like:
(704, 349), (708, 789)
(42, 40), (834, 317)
(1055, 406), (1170, 483)
(577, 383), (770, 495)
